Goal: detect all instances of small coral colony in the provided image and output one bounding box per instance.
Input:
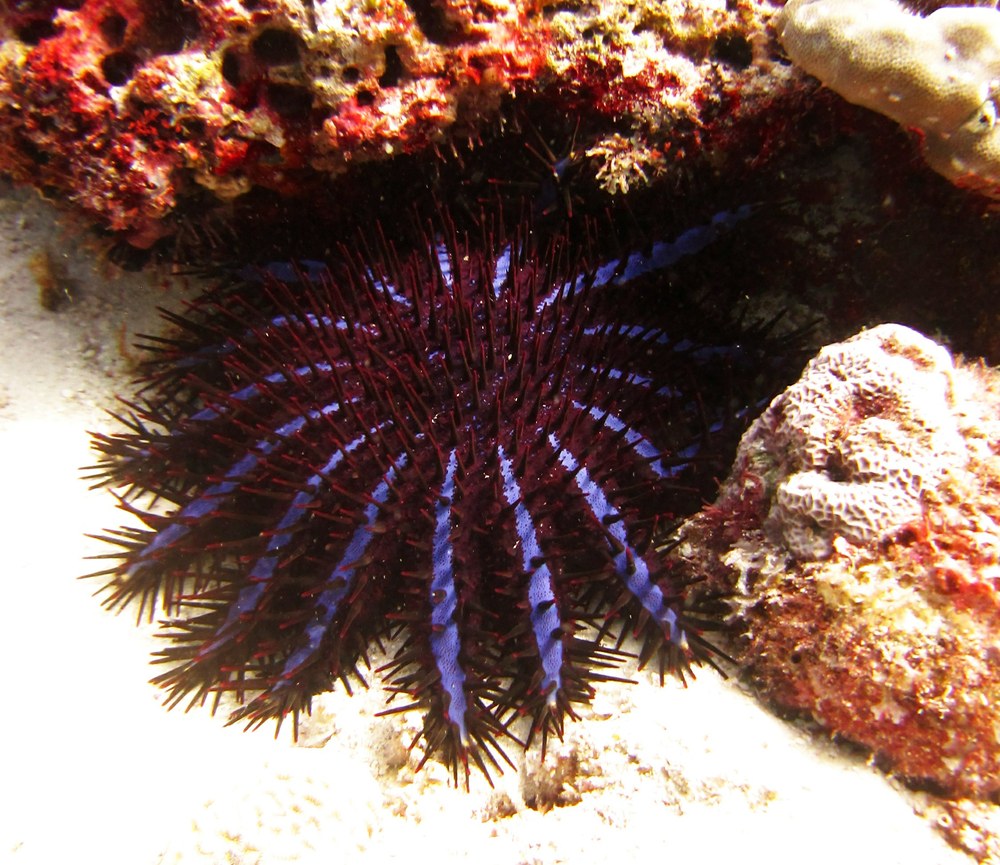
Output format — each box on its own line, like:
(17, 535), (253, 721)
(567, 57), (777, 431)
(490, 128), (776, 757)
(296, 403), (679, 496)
(2, 0), (991, 792)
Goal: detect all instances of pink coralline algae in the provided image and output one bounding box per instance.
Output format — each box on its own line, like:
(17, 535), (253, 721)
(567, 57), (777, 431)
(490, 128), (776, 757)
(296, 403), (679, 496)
(677, 324), (1000, 797)
(0, 0), (547, 244)
(0, 0), (801, 243)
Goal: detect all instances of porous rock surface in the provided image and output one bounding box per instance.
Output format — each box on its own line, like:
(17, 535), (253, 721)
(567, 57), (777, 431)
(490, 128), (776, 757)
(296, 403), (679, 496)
(0, 0), (800, 243)
(778, 0), (1000, 196)
(678, 323), (1000, 797)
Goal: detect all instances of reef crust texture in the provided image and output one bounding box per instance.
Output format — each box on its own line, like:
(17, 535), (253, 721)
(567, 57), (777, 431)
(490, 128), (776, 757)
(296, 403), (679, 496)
(678, 323), (1000, 799)
(0, 0), (799, 244)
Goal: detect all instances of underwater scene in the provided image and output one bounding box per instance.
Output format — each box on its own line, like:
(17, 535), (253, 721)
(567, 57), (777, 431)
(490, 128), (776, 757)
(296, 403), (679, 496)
(1, 0), (999, 862)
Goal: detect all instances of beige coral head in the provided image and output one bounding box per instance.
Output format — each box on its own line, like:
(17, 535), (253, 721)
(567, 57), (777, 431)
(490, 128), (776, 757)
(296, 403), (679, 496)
(778, 0), (1000, 195)
(923, 97), (1000, 194)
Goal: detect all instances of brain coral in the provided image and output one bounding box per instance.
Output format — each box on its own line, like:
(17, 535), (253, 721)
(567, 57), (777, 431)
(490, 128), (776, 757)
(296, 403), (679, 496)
(778, 0), (1000, 197)
(677, 324), (1000, 797)
(755, 322), (965, 559)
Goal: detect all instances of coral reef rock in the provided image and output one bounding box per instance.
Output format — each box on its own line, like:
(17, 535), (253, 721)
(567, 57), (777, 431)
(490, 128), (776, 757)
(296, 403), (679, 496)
(0, 0), (800, 242)
(678, 323), (1000, 797)
(778, 0), (1000, 197)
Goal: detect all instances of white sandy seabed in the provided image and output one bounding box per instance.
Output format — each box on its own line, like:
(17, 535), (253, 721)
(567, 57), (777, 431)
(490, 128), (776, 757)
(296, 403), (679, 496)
(0, 185), (977, 865)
